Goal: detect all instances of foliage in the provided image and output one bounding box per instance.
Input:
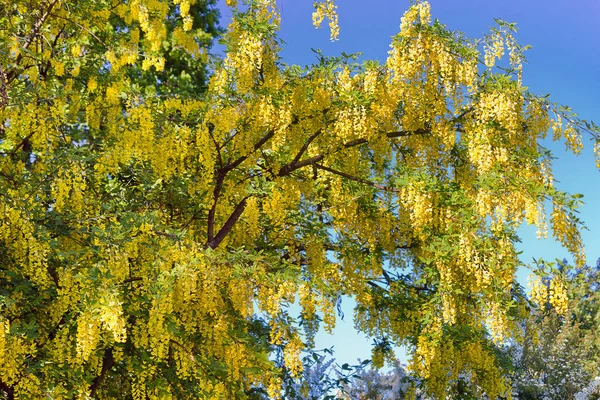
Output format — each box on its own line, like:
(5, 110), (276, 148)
(309, 356), (478, 400)
(324, 356), (490, 400)
(297, 260), (600, 400)
(337, 360), (418, 400)
(508, 259), (600, 400)
(1, 0), (599, 399)
(277, 349), (370, 400)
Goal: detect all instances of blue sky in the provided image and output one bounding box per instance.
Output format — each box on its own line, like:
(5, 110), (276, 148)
(216, 0), (600, 367)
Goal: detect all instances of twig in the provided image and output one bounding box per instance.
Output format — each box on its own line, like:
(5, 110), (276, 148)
(50, 13), (107, 46)
(6, 0), (60, 83)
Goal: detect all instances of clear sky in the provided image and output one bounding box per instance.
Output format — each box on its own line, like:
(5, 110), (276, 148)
(216, 0), (600, 368)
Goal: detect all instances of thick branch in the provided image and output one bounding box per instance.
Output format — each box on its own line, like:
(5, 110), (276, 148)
(343, 110), (476, 149)
(225, 130), (275, 172)
(275, 127), (431, 178)
(315, 163), (399, 192)
(403, 283), (434, 293)
(90, 348), (114, 397)
(0, 379), (14, 400)
(291, 128), (322, 165)
(278, 154), (324, 177)
(153, 230), (180, 240)
(170, 339), (198, 363)
(207, 172), (225, 243)
(9, 131), (36, 157)
(206, 128), (276, 248)
(367, 280), (389, 293)
(223, 111), (329, 174)
(206, 196), (249, 249)
(204, 123), (224, 169)
(0, 66), (8, 108)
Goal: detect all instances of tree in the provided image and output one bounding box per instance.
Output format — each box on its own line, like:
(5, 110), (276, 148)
(277, 349), (370, 400)
(1, 0), (599, 399)
(338, 360), (418, 400)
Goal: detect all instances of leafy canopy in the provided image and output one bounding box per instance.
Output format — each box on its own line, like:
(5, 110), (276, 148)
(511, 259), (600, 399)
(0, 0), (599, 399)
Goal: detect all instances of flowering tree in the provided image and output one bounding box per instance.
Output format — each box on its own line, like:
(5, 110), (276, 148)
(1, 0), (599, 399)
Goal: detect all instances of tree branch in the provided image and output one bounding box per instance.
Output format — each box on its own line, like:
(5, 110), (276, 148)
(342, 111), (476, 149)
(275, 127), (432, 178)
(169, 339), (197, 363)
(0, 66), (8, 108)
(222, 111), (327, 174)
(342, 127), (430, 148)
(90, 348), (114, 397)
(205, 126), (278, 248)
(202, 118), (470, 250)
(291, 128), (323, 165)
(153, 230), (180, 240)
(40, 25), (66, 79)
(121, 277), (143, 284)
(50, 12), (107, 46)
(0, 379), (14, 400)
(225, 130), (275, 172)
(9, 131), (36, 157)
(314, 163), (399, 192)
(207, 172), (225, 243)
(385, 127), (430, 139)
(6, 0), (60, 83)
(278, 154), (324, 177)
(205, 122), (223, 168)
(206, 196), (249, 249)
(368, 279), (434, 294)
(367, 280), (391, 293)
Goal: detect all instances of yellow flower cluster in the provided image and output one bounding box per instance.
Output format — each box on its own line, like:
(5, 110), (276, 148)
(411, 319), (442, 379)
(0, 205), (51, 288)
(173, 27), (201, 56)
(529, 275), (548, 306)
(51, 162), (87, 215)
(399, 1), (431, 34)
(76, 311), (102, 363)
(283, 334), (304, 378)
(487, 300), (509, 343)
(334, 105), (368, 141)
(400, 182), (433, 241)
(441, 293), (457, 325)
(484, 32), (505, 68)
(312, 0), (339, 41)
(549, 277), (569, 315)
(98, 292), (128, 343)
(529, 275), (569, 315)
(550, 203), (585, 267)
